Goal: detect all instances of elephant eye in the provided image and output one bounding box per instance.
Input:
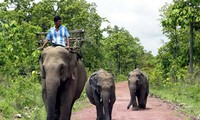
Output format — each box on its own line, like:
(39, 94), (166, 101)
(136, 79), (141, 85)
(128, 74), (130, 78)
(136, 74), (141, 77)
(60, 64), (66, 74)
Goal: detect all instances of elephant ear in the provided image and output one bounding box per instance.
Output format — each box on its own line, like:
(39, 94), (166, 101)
(128, 71), (133, 79)
(140, 72), (148, 88)
(139, 72), (146, 85)
(89, 74), (97, 85)
(39, 54), (45, 79)
(67, 52), (77, 77)
(89, 72), (101, 94)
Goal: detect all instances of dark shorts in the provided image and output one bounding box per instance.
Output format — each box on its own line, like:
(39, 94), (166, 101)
(51, 43), (65, 47)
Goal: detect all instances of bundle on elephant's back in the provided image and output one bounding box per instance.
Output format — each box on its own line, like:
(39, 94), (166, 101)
(39, 46), (87, 120)
(42, 46), (77, 61)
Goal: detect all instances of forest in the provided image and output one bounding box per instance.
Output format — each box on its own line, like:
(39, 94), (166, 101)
(0, 0), (200, 119)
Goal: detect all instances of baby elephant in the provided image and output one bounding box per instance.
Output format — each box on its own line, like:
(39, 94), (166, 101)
(127, 68), (149, 110)
(86, 69), (116, 120)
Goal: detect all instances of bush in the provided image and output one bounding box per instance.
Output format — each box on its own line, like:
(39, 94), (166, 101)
(0, 73), (44, 119)
(150, 81), (200, 116)
(115, 74), (127, 82)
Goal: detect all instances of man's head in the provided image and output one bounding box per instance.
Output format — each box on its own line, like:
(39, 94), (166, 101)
(54, 16), (62, 28)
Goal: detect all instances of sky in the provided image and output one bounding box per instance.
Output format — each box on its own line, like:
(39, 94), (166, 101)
(86, 0), (172, 56)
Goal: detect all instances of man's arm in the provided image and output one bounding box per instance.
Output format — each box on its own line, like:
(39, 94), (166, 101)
(40, 30), (52, 49)
(40, 39), (48, 49)
(64, 26), (70, 48)
(66, 37), (70, 48)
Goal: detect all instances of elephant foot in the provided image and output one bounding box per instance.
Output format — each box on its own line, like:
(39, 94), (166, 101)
(139, 104), (146, 109)
(96, 118), (103, 120)
(54, 109), (60, 120)
(96, 116), (104, 120)
(132, 106), (139, 111)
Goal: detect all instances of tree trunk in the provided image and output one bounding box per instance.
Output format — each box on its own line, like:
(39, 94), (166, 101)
(189, 21), (194, 74)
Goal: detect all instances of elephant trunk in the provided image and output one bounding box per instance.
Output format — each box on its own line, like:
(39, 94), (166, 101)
(46, 74), (60, 120)
(127, 83), (137, 110)
(102, 90), (111, 120)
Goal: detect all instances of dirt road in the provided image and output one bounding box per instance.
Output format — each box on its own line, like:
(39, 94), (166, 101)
(71, 81), (189, 120)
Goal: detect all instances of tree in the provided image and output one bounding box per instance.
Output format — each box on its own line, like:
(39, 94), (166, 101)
(0, 0), (106, 71)
(160, 0), (200, 74)
(101, 25), (145, 75)
(0, 0), (105, 118)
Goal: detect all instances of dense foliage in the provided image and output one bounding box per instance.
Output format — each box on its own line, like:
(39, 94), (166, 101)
(149, 0), (200, 117)
(0, 0), (200, 119)
(157, 0), (200, 80)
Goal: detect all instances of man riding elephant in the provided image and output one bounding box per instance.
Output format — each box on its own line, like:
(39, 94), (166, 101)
(39, 15), (71, 49)
(39, 15), (75, 80)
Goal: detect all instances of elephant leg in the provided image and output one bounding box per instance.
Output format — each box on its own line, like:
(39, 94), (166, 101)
(108, 94), (115, 119)
(145, 89), (149, 103)
(54, 109), (60, 120)
(68, 100), (75, 119)
(54, 89), (61, 120)
(108, 102), (114, 119)
(42, 79), (48, 112)
(138, 90), (146, 109)
(140, 90), (148, 109)
(59, 80), (76, 120)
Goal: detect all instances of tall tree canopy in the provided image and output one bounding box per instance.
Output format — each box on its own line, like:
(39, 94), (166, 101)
(0, 0), (106, 75)
(101, 25), (146, 75)
(160, 0), (200, 74)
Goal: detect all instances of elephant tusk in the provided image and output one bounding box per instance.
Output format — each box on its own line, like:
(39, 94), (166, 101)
(100, 98), (102, 102)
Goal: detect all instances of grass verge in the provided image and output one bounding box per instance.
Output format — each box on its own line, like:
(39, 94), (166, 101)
(150, 82), (200, 119)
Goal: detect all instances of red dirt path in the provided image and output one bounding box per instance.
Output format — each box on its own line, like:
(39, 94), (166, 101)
(71, 81), (189, 120)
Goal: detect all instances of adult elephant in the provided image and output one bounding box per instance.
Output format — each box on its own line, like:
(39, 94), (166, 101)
(39, 46), (87, 120)
(127, 68), (149, 111)
(86, 69), (116, 120)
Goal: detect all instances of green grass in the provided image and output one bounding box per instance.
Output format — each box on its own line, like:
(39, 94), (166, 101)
(150, 82), (200, 118)
(72, 98), (92, 112)
(2, 73), (200, 119)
